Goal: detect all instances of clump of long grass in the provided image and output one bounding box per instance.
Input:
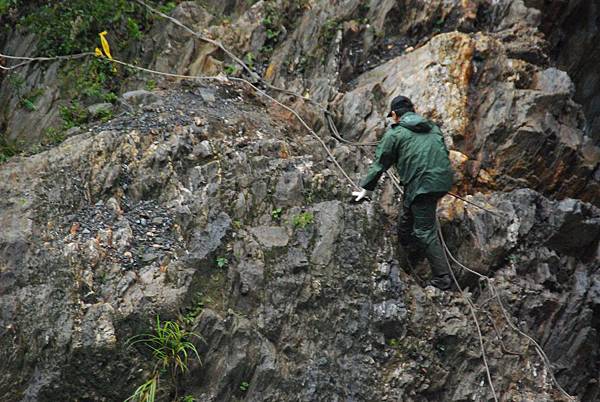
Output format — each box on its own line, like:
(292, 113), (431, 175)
(126, 316), (203, 402)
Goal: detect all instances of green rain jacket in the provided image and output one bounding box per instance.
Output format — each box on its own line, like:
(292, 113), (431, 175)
(359, 112), (453, 206)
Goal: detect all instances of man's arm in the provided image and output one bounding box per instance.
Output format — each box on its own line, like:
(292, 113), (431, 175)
(359, 130), (399, 191)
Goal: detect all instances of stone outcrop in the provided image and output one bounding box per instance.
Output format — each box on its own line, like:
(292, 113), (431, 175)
(334, 31), (599, 204)
(0, 85), (598, 401)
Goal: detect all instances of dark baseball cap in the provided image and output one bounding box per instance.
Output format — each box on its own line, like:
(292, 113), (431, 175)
(387, 95), (414, 117)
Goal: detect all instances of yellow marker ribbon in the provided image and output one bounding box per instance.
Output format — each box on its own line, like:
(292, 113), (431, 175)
(99, 31), (113, 60)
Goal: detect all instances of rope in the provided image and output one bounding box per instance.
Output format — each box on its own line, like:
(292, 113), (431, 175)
(0, 52), (94, 70)
(0, 57), (359, 191)
(437, 224), (576, 401)
(440, 233), (499, 402)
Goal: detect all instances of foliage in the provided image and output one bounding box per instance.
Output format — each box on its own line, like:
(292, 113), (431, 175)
(321, 18), (341, 46)
(96, 108), (114, 122)
(20, 0), (152, 56)
(127, 16), (142, 40)
(43, 127), (66, 145)
(19, 88), (44, 111)
(125, 375), (158, 402)
(259, 0), (307, 57)
(0, 0), (17, 16)
(292, 212), (314, 228)
(244, 52), (255, 70)
(128, 316), (201, 375)
(127, 316), (202, 402)
(271, 207), (283, 221)
(60, 101), (89, 129)
(7, 74), (25, 91)
(20, 98), (36, 111)
(239, 381), (250, 392)
(181, 396), (196, 402)
(145, 79), (157, 91)
(181, 291), (205, 327)
(224, 64), (238, 75)
(216, 257), (228, 268)
(158, 1), (177, 14)
(0, 134), (22, 164)
(62, 57), (118, 104)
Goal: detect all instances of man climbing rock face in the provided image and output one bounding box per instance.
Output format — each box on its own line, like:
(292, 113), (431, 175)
(352, 95), (454, 290)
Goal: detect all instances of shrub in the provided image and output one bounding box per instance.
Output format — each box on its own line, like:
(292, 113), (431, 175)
(292, 211), (314, 228)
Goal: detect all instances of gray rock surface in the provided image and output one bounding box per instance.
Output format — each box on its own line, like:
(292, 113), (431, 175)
(0, 85), (596, 401)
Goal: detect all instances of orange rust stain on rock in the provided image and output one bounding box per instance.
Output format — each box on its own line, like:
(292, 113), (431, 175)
(265, 63), (277, 81)
(461, 0), (478, 21)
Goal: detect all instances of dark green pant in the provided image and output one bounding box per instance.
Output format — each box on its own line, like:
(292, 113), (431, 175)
(398, 193), (449, 278)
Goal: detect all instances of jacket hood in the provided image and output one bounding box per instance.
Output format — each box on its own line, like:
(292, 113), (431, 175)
(398, 112), (432, 133)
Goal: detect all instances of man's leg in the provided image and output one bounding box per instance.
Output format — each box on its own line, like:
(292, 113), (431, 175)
(398, 203), (416, 247)
(398, 203), (425, 268)
(410, 194), (451, 290)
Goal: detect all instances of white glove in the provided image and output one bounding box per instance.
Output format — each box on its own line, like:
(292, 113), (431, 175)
(352, 188), (370, 202)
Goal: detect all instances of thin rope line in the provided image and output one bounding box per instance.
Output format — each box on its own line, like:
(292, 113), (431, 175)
(437, 224), (576, 401)
(439, 227), (499, 401)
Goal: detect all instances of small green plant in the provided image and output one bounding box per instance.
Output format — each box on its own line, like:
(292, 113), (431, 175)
(216, 257), (228, 268)
(182, 396), (197, 402)
(127, 316), (203, 402)
(181, 292), (205, 326)
(59, 101), (89, 129)
(321, 18), (341, 46)
(292, 212), (314, 228)
(0, 134), (21, 164)
(103, 91), (118, 103)
(265, 27), (279, 40)
(224, 64), (238, 75)
(125, 375), (158, 402)
(239, 381), (250, 392)
(387, 338), (399, 348)
(96, 108), (113, 122)
(129, 316), (201, 374)
(271, 207), (283, 221)
(43, 127), (66, 145)
(0, 0), (18, 16)
(244, 52), (255, 70)
(127, 16), (142, 39)
(158, 1), (177, 14)
(18, 88), (44, 111)
(20, 98), (36, 111)
(7, 74), (25, 91)
(145, 79), (157, 91)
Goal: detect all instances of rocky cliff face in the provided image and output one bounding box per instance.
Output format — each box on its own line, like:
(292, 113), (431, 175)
(0, 1), (599, 401)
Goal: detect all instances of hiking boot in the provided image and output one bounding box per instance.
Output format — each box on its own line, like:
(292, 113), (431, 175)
(428, 274), (452, 291)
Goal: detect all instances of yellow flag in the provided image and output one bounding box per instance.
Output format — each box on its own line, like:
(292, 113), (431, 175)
(99, 31), (113, 60)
